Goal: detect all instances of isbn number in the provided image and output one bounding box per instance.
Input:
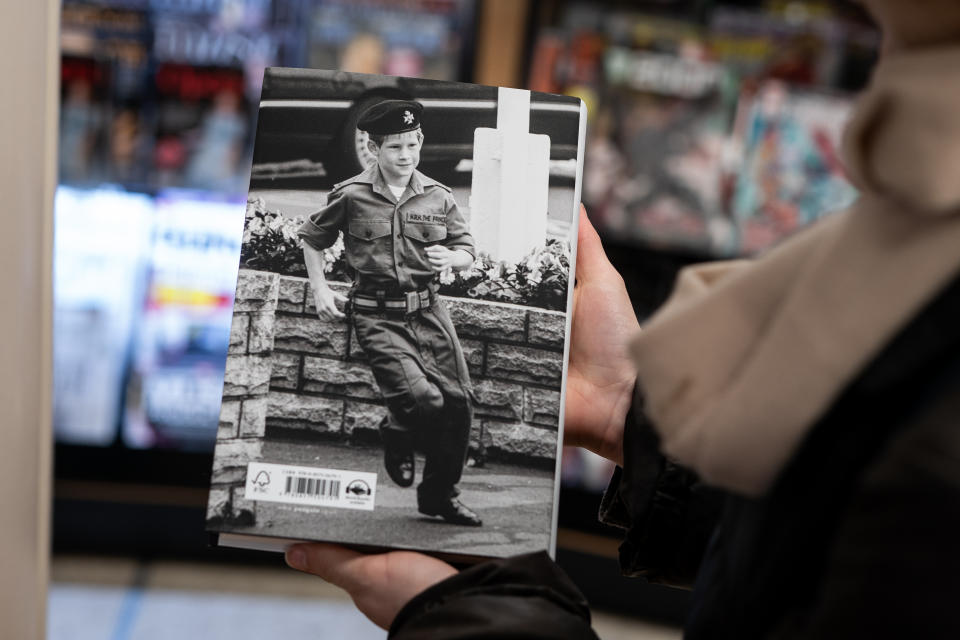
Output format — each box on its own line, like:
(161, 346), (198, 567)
(284, 476), (341, 498)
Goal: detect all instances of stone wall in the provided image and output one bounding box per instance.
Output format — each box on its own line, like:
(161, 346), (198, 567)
(208, 269), (566, 524)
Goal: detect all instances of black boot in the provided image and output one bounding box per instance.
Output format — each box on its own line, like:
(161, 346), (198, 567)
(379, 415), (414, 487)
(418, 493), (482, 527)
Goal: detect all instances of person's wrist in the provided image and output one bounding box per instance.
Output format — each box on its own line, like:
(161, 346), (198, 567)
(453, 250), (472, 270)
(602, 375), (635, 466)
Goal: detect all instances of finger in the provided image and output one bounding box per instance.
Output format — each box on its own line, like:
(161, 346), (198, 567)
(427, 257), (447, 267)
(424, 245), (443, 254)
(334, 292), (349, 303)
(286, 543), (369, 591)
(322, 299), (345, 317)
(319, 305), (344, 321)
(575, 205), (615, 282)
(314, 299), (331, 316)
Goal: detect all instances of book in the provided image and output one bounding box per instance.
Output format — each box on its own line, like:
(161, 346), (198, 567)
(206, 67), (586, 563)
(725, 80), (857, 254)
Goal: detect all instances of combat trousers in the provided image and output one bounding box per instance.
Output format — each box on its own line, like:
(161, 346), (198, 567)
(351, 295), (473, 502)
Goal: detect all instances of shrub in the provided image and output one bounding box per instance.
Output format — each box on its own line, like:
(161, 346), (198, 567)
(240, 197), (569, 311)
(436, 240), (570, 311)
(240, 197), (348, 281)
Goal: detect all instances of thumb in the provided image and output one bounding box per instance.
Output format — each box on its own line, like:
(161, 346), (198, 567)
(575, 205), (615, 282)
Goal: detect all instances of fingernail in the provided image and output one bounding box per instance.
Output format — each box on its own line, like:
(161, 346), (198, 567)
(286, 546), (306, 570)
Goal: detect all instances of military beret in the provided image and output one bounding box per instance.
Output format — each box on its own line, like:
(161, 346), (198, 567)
(357, 99), (424, 136)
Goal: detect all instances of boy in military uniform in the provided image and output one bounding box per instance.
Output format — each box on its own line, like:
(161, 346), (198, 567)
(297, 99), (481, 527)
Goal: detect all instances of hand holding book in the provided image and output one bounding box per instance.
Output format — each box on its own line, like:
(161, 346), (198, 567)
(562, 207), (639, 467)
(285, 543), (456, 631)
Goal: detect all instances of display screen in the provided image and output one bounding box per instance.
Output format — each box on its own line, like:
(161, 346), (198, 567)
(54, 0), (476, 452)
(53, 186), (153, 446)
(123, 191), (244, 451)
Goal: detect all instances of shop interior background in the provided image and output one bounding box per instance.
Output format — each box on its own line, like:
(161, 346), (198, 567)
(51, 1), (879, 638)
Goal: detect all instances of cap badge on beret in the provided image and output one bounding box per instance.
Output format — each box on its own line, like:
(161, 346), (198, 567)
(357, 99), (424, 136)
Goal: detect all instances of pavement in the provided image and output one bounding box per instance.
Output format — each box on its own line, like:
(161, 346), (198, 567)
(230, 438), (556, 559)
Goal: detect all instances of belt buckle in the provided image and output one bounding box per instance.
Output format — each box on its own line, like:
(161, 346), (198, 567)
(405, 291), (420, 314)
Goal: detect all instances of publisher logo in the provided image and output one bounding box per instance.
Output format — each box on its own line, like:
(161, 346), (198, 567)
(346, 479), (372, 496)
(344, 478), (374, 507)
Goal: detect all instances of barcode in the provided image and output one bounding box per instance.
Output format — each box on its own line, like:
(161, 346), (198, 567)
(284, 476), (341, 498)
(246, 462), (376, 511)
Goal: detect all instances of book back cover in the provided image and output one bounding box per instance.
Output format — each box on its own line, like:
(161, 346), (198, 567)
(206, 68), (585, 562)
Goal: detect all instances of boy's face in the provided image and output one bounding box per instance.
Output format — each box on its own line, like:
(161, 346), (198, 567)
(370, 130), (422, 184)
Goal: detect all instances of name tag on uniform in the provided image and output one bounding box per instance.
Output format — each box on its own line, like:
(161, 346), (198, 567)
(405, 211), (446, 225)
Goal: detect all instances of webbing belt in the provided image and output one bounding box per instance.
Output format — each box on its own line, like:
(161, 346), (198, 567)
(351, 288), (432, 314)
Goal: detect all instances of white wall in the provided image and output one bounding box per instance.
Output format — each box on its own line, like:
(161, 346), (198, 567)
(0, 0), (59, 638)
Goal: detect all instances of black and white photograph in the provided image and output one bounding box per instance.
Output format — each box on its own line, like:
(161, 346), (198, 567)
(206, 67), (585, 561)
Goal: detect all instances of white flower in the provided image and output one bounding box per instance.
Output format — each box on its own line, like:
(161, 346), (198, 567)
(245, 200), (261, 219)
(439, 268), (455, 285)
(323, 233), (345, 263)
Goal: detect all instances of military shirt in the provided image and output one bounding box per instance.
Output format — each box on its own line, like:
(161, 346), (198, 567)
(298, 164), (476, 292)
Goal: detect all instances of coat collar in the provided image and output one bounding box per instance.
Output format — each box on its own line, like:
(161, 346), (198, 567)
(353, 164), (438, 203)
(842, 46), (960, 217)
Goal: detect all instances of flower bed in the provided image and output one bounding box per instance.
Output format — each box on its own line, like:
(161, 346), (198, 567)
(240, 197), (570, 311)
